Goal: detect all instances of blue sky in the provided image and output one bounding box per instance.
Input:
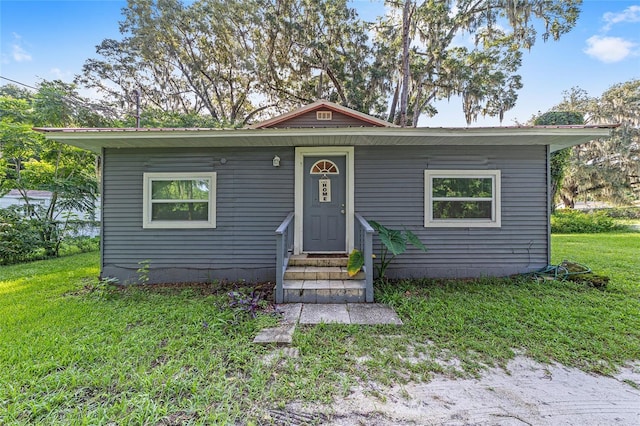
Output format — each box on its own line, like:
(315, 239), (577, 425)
(1, 0), (639, 126)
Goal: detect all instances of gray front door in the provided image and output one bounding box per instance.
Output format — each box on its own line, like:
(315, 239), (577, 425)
(303, 156), (346, 252)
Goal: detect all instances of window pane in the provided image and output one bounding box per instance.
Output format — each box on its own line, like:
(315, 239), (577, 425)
(432, 177), (493, 198)
(152, 202), (209, 221)
(152, 179), (209, 200)
(433, 201), (492, 219)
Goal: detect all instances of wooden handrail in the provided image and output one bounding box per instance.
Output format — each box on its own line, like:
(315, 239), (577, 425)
(275, 212), (295, 303)
(275, 212), (295, 235)
(354, 213), (374, 302)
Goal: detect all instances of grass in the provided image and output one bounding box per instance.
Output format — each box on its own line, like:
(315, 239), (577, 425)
(0, 254), (283, 424)
(1, 232), (639, 424)
(376, 232), (640, 376)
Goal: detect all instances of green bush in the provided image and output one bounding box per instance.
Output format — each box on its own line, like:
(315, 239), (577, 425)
(595, 207), (640, 219)
(0, 206), (43, 264)
(551, 209), (620, 233)
(0, 207), (100, 264)
(59, 236), (100, 256)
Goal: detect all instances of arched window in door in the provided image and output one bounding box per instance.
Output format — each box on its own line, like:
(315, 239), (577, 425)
(310, 159), (339, 174)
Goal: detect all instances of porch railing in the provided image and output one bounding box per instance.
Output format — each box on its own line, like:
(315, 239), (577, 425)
(354, 213), (375, 302)
(275, 212), (295, 304)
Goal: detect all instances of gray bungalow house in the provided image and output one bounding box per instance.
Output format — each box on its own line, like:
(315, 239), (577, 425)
(38, 100), (611, 303)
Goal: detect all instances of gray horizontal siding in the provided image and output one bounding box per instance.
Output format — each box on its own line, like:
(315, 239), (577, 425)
(101, 147), (294, 283)
(354, 145), (549, 278)
(102, 143), (549, 283)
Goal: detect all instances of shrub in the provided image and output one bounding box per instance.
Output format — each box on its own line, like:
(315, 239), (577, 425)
(596, 207), (640, 219)
(59, 236), (100, 256)
(551, 209), (620, 233)
(0, 207), (100, 264)
(0, 206), (43, 264)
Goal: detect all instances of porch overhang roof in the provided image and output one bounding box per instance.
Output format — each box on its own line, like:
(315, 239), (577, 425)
(35, 125), (614, 154)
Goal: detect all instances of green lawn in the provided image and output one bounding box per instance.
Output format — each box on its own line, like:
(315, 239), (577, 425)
(1, 233), (639, 424)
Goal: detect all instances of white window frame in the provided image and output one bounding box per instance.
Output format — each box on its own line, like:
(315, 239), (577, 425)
(424, 169), (501, 228)
(143, 172), (216, 229)
(316, 111), (333, 121)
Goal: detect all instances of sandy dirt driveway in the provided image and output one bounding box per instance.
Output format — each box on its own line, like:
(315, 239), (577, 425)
(283, 357), (640, 425)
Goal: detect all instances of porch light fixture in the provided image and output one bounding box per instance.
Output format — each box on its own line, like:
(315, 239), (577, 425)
(272, 155), (281, 167)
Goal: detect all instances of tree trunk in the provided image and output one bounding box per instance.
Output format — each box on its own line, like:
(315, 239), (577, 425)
(550, 181), (559, 213)
(399, 0), (412, 127)
(388, 81), (400, 123)
(317, 71), (323, 100)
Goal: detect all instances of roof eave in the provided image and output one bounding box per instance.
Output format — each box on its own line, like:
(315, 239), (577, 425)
(35, 126), (614, 154)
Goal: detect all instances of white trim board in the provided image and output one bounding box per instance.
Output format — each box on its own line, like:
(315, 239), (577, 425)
(294, 147), (355, 254)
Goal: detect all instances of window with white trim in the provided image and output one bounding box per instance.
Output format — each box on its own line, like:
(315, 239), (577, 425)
(424, 170), (501, 227)
(143, 172), (216, 229)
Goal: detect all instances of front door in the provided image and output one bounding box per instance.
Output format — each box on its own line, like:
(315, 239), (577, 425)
(303, 156), (346, 252)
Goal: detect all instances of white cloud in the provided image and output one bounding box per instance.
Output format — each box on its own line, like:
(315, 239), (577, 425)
(12, 44), (32, 62)
(584, 35), (636, 63)
(603, 5), (640, 31)
(49, 68), (72, 79)
(50, 68), (63, 78)
(9, 33), (32, 62)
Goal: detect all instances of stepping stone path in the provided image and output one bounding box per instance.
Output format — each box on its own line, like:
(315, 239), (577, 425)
(253, 303), (402, 345)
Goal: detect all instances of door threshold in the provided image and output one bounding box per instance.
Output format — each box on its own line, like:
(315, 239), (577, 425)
(303, 252), (348, 258)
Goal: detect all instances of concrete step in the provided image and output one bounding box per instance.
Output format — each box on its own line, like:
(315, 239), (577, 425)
(288, 254), (348, 267)
(283, 266), (364, 281)
(281, 279), (366, 303)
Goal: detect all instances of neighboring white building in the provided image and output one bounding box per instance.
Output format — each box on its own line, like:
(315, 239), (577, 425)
(0, 189), (51, 209)
(0, 189), (100, 237)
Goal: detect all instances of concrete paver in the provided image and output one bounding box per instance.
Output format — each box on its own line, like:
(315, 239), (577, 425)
(347, 303), (403, 325)
(253, 324), (296, 345)
(255, 303), (402, 345)
(299, 304), (350, 324)
(297, 303), (402, 325)
(277, 303), (302, 324)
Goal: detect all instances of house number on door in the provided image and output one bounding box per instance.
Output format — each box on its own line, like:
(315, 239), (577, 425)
(319, 178), (331, 202)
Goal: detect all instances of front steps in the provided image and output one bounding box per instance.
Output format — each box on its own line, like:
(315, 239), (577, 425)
(281, 254), (366, 303)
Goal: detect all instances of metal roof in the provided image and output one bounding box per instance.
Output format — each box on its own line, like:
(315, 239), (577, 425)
(35, 125), (615, 154)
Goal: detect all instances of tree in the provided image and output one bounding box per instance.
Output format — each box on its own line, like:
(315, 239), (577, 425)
(533, 111), (584, 211)
(120, 107), (222, 128)
(255, 0), (390, 116)
(77, 0), (255, 125)
(78, 0), (387, 125)
(381, 0), (581, 126)
(77, 0), (582, 126)
(0, 84), (32, 101)
(550, 81), (640, 207)
(0, 82), (100, 257)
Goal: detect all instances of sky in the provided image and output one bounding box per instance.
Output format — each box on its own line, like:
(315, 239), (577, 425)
(1, 0), (639, 127)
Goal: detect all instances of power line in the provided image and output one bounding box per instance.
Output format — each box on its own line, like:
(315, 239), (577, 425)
(0, 75), (125, 119)
(0, 75), (38, 91)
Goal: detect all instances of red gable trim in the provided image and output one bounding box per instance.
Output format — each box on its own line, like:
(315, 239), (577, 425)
(250, 99), (397, 129)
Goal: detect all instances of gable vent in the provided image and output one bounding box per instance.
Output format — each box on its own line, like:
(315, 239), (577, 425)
(316, 111), (332, 121)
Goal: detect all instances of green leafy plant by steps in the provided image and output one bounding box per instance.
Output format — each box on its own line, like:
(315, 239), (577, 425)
(369, 220), (428, 279)
(347, 249), (364, 277)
